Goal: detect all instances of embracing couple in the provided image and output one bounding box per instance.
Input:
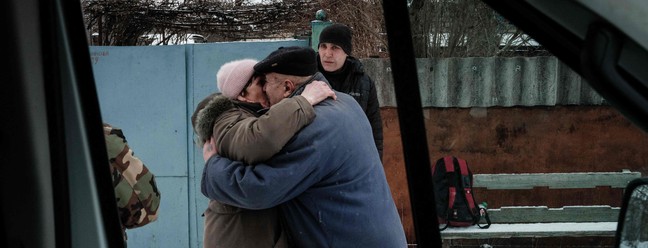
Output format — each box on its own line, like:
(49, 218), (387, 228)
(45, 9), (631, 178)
(192, 46), (406, 248)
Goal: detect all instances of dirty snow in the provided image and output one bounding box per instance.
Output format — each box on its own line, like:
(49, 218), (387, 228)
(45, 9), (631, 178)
(441, 222), (618, 239)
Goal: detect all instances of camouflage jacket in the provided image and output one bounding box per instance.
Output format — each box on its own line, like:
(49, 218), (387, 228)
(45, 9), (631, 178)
(104, 123), (161, 239)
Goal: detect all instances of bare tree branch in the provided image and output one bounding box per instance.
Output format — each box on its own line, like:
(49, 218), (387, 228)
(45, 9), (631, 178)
(82, 0), (547, 58)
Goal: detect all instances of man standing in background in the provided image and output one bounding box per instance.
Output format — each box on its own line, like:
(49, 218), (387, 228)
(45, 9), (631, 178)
(317, 23), (384, 159)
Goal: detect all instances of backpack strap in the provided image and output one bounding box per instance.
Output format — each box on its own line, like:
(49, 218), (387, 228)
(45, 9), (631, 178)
(443, 156), (457, 213)
(457, 158), (492, 229)
(439, 156), (455, 231)
(456, 158), (477, 212)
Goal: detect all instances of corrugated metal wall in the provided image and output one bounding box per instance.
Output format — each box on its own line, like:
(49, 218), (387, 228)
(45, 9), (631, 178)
(363, 56), (605, 107)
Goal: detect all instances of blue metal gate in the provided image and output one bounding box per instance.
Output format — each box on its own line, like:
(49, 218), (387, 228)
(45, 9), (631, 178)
(91, 40), (308, 248)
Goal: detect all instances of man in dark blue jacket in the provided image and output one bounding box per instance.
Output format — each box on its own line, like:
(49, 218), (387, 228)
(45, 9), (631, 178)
(201, 46), (407, 247)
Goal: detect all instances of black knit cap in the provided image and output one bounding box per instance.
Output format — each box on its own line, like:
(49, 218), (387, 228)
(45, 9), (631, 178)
(319, 23), (352, 55)
(254, 46), (318, 76)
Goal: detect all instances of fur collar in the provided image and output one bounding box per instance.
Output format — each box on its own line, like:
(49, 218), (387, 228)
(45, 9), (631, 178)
(195, 94), (234, 146)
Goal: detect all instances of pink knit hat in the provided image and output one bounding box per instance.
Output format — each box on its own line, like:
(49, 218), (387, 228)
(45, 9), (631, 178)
(216, 59), (258, 99)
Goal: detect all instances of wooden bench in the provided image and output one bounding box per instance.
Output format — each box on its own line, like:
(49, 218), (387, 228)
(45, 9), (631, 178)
(440, 170), (641, 240)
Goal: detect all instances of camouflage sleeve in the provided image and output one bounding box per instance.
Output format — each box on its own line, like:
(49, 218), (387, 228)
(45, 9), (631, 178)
(104, 123), (161, 230)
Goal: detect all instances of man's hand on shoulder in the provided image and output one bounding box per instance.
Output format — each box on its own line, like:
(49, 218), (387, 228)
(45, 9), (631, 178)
(302, 80), (336, 105)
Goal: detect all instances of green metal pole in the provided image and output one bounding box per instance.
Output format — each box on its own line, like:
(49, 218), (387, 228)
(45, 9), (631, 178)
(310, 10), (331, 51)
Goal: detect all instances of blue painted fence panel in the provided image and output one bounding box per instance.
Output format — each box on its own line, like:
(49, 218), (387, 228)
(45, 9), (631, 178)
(92, 46), (187, 177)
(90, 39), (308, 248)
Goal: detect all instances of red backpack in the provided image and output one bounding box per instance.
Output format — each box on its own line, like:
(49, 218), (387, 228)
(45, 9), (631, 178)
(431, 156), (491, 230)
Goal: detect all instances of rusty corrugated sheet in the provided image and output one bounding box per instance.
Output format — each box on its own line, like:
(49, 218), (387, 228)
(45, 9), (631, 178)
(362, 56), (606, 107)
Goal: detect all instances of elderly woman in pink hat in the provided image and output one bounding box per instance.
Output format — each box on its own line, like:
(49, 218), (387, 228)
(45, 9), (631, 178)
(192, 58), (335, 248)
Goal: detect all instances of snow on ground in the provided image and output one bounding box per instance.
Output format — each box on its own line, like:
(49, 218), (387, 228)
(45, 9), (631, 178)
(441, 222), (618, 239)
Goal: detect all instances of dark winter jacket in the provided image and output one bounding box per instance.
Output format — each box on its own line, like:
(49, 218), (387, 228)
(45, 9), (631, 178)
(317, 55), (384, 159)
(201, 73), (407, 248)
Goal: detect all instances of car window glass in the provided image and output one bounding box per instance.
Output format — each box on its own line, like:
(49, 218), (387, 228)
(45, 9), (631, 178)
(407, 0), (648, 246)
(79, 0), (648, 247)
